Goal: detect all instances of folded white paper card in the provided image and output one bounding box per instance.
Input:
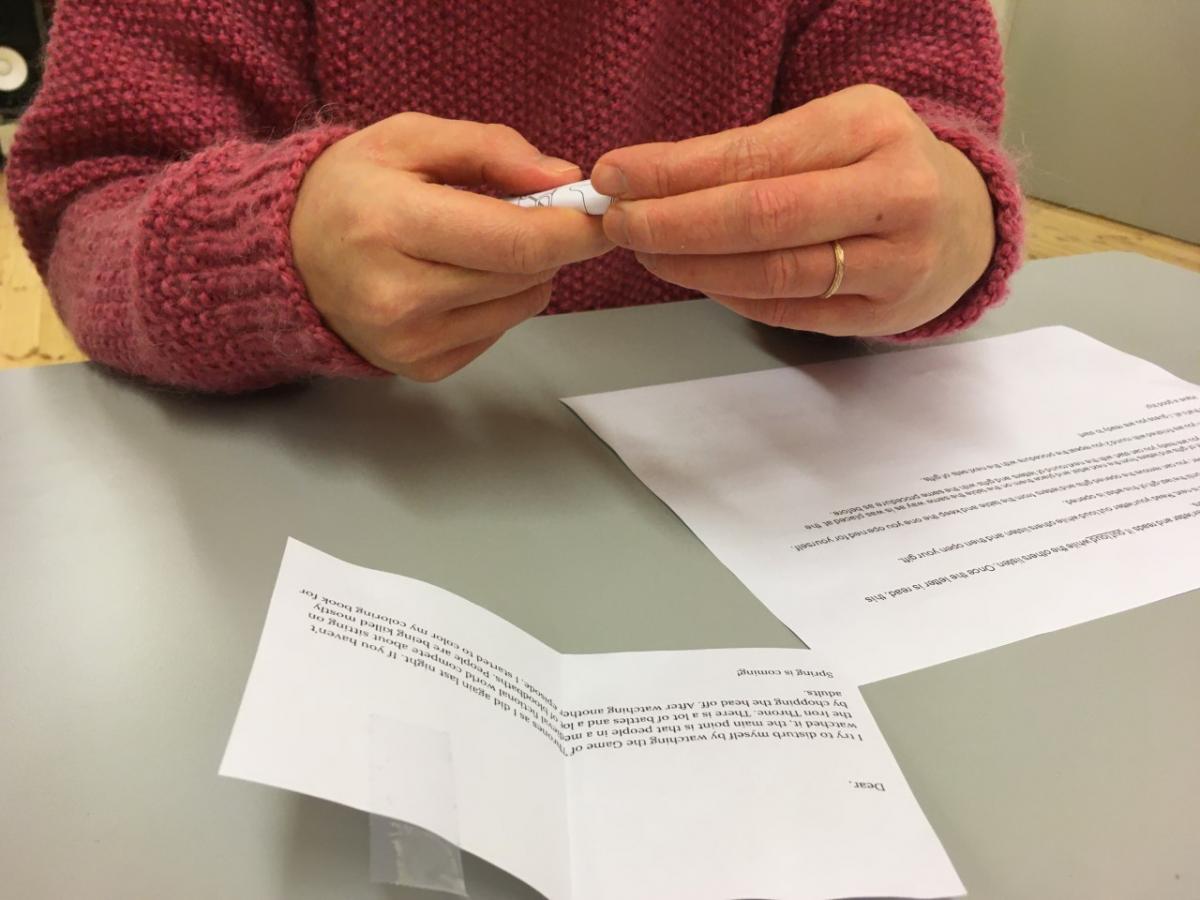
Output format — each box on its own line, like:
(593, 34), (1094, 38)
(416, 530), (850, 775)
(222, 539), (963, 900)
(564, 326), (1200, 684)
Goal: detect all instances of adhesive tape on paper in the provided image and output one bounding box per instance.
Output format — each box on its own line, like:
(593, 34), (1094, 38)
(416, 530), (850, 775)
(0, 47), (30, 93)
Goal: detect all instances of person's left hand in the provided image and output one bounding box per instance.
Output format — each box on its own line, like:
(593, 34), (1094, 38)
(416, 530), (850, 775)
(591, 84), (996, 337)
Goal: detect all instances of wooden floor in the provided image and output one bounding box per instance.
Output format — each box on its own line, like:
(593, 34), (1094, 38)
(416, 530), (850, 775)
(1, 175), (1198, 371)
(0, 175), (86, 369)
(1023, 198), (1200, 273)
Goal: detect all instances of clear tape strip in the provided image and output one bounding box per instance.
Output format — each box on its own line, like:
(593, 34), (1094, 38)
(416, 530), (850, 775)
(368, 716), (468, 895)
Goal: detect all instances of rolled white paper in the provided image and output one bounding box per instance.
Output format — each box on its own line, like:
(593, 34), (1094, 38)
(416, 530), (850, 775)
(507, 179), (613, 215)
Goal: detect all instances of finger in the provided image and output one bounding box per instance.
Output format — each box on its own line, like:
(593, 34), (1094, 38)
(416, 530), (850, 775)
(636, 236), (886, 300)
(709, 292), (906, 338)
(592, 84), (910, 199)
(604, 164), (890, 254)
(395, 336), (501, 383)
(436, 281), (554, 350)
(412, 262), (558, 311)
(386, 282), (553, 365)
(398, 182), (614, 273)
(359, 247), (557, 315)
(381, 112), (582, 193)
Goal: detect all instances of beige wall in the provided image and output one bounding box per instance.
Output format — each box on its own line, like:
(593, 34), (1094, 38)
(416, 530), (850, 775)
(1001, 0), (1199, 242)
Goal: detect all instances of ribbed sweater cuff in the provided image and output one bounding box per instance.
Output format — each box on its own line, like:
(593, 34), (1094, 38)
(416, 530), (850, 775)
(884, 99), (1025, 342)
(133, 126), (383, 391)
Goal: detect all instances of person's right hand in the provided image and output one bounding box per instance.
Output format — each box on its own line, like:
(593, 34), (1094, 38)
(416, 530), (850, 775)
(291, 114), (613, 381)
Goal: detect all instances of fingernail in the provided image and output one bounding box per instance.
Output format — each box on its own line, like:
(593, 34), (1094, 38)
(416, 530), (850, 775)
(591, 163), (629, 197)
(604, 204), (629, 244)
(537, 155), (581, 175)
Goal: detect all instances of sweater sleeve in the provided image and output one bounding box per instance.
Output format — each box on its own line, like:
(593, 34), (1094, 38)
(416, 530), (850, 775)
(776, 0), (1025, 340)
(7, 0), (381, 392)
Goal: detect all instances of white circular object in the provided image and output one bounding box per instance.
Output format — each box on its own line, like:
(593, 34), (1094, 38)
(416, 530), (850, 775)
(0, 47), (30, 93)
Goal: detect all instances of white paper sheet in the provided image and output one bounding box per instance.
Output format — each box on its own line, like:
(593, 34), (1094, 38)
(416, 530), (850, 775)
(564, 326), (1200, 684)
(221, 539), (963, 900)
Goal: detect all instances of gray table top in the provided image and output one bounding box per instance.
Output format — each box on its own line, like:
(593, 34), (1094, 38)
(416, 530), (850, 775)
(2, 252), (1198, 900)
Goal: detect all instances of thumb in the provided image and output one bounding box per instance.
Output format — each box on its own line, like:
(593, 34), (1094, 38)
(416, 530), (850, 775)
(383, 112), (581, 193)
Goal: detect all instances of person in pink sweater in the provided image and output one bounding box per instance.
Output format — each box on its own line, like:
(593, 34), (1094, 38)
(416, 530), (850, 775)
(9, 0), (1023, 393)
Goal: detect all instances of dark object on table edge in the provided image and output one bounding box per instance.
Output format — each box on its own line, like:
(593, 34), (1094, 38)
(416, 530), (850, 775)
(0, 0), (51, 169)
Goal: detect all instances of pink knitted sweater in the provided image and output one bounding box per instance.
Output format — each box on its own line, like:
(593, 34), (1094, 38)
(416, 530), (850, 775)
(9, 0), (1023, 393)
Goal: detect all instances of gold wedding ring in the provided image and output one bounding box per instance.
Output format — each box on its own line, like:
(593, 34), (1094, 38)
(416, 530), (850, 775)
(819, 240), (845, 299)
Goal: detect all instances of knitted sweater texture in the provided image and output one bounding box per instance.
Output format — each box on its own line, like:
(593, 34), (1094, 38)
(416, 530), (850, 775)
(9, 0), (1024, 392)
